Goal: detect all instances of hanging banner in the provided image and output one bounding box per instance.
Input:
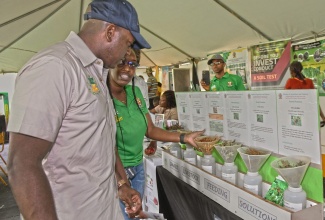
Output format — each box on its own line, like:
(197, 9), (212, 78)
(250, 40), (291, 88)
(225, 48), (249, 85)
(291, 40), (325, 95)
(161, 66), (170, 93)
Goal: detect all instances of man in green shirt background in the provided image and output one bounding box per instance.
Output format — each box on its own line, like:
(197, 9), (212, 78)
(200, 54), (246, 91)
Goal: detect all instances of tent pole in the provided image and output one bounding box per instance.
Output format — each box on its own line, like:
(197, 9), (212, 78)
(212, 0), (272, 41)
(140, 25), (193, 59)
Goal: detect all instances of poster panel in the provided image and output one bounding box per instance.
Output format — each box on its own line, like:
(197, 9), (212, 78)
(205, 92), (227, 137)
(291, 40), (325, 96)
(276, 90), (320, 164)
(175, 92), (193, 131)
(250, 40), (291, 89)
(188, 92), (209, 131)
(224, 91), (249, 144)
(246, 91), (278, 152)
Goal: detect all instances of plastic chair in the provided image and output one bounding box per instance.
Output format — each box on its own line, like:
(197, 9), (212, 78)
(0, 131), (8, 186)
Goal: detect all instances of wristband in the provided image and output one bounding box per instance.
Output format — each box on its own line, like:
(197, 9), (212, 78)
(117, 179), (127, 189)
(179, 133), (186, 144)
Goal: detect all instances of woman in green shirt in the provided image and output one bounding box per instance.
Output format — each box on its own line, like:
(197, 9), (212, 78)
(107, 48), (204, 219)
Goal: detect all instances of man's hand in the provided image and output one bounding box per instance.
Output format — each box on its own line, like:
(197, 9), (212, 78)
(126, 194), (143, 218)
(200, 80), (210, 91)
(118, 184), (142, 216)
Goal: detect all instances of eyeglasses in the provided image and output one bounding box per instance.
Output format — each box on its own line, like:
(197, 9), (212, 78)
(118, 60), (139, 69)
(209, 61), (224, 66)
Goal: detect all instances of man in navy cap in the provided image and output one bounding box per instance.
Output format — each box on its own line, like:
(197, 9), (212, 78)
(7, 0), (150, 219)
(201, 54), (246, 91)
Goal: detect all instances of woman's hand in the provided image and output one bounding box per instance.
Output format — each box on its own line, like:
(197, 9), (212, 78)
(183, 130), (205, 147)
(144, 141), (157, 156)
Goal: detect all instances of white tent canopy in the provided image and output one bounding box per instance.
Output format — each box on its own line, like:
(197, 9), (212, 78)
(1, 0), (325, 73)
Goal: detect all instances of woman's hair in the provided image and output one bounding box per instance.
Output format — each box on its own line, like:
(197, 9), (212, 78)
(163, 90), (176, 109)
(290, 61), (305, 81)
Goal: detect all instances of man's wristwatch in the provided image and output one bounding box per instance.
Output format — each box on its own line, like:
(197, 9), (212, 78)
(117, 179), (127, 189)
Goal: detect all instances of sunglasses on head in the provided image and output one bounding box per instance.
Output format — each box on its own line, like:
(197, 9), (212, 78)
(118, 60), (139, 68)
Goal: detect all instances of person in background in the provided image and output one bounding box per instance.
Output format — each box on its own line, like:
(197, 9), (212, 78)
(108, 49), (204, 220)
(146, 67), (158, 110)
(157, 81), (162, 97)
(285, 61), (325, 123)
(200, 54), (246, 91)
(128, 50), (149, 107)
(150, 90), (178, 121)
(152, 96), (160, 108)
(6, 0), (151, 219)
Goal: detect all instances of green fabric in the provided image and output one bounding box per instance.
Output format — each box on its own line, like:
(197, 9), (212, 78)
(233, 155), (324, 203)
(114, 85), (148, 167)
(209, 72), (246, 91)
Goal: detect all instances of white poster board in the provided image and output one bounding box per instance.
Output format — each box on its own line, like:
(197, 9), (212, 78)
(247, 91), (278, 152)
(276, 89), (320, 164)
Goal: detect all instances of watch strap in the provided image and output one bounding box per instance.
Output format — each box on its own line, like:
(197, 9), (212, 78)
(179, 133), (186, 144)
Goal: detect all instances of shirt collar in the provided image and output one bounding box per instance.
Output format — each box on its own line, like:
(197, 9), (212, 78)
(211, 72), (230, 81)
(65, 31), (98, 67)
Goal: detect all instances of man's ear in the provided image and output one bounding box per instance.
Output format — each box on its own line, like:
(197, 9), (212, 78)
(105, 24), (116, 42)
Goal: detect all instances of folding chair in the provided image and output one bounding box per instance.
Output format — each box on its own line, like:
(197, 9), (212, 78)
(0, 131), (8, 186)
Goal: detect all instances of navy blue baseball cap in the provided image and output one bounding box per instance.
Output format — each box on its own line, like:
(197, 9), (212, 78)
(84, 0), (151, 49)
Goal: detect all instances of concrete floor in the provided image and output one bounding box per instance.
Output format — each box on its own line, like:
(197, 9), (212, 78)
(0, 143), (20, 220)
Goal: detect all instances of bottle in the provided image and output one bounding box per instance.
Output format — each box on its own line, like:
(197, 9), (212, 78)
(180, 144), (186, 159)
(243, 172), (262, 196)
(201, 154), (216, 175)
(183, 145), (197, 166)
(169, 143), (181, 159)
(283, 185), (307, 212)
(221, 162), (237, 185)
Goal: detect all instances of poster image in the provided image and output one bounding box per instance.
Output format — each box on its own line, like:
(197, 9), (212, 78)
(226, 48), (249, 84)
(250, 40), (291, 88)
(154, 114), (164, 128)
(291, 40), (325, 95)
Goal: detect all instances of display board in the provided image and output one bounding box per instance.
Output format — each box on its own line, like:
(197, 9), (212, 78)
(176, 90), (321, 164)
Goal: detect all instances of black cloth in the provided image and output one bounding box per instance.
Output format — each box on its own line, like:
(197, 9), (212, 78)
(0, 115), (6, 132)
(157, 166), (242, 220)
(149, 97), (155, 110)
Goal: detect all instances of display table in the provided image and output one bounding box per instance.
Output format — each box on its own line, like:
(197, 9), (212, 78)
(156, 166), (242, 220)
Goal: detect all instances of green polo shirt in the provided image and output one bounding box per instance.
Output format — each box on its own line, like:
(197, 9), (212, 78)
(209, 72), (246, 91)
(114, 85), (149, 167)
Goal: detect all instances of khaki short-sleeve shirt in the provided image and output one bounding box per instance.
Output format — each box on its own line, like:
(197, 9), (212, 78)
(8, 32), (123, 219)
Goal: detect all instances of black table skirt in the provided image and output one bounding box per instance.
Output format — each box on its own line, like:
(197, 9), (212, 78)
(156, 166), (242, 220)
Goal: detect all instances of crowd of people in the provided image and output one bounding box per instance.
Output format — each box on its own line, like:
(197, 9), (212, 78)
(4, 0), (324, 219)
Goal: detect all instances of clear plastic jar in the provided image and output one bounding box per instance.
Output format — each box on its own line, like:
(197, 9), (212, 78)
(184, 145), (197, 166)
(201, 154), (216, 175)
(243, 171), (262, 196)
(283, 186), (306, 212)
(221, 162), (237, 185)
(169, 143), (181, 159)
